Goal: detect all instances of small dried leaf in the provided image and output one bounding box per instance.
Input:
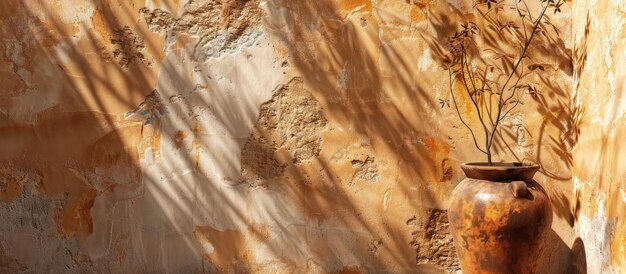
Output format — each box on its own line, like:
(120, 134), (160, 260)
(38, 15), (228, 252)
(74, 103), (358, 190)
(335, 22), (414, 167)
(438, 99), (450, 108)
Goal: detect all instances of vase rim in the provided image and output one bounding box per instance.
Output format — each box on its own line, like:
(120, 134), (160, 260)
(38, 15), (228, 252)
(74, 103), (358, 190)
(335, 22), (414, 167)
(460, 162), (540, 181)
(462, 162), (539, 169)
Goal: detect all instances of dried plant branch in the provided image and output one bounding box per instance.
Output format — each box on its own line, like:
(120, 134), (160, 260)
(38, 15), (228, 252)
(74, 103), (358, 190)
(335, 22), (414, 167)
(522, 0), (534, 21)
(461, 48), (493, 152)
(486, 3), (549, 162)
(449, 70), (488, 155)
(442, 0), (564, 165)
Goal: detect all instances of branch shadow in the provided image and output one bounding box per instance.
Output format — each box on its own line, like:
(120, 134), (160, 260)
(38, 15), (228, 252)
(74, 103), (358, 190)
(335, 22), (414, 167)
(0, 0), (588, 273)
(260, 0), (460, 272)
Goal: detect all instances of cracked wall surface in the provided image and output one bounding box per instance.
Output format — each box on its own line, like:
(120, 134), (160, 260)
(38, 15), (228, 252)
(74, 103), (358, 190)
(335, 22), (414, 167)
(0, 0), (602, 273)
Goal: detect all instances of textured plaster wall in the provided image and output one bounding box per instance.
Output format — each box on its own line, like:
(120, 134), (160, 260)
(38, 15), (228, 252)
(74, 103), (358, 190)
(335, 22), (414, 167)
(572, 0), (626, 273)
(0, 0), (587, 273)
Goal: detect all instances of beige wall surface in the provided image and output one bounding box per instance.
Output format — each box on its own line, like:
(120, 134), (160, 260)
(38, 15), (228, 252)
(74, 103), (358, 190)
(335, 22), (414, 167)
(571, 0), (626, 273)
(0, 0), (619, 273)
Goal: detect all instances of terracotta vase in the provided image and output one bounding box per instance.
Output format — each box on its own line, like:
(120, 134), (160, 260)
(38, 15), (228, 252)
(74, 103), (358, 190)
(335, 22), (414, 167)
(448, 163), (552, 274)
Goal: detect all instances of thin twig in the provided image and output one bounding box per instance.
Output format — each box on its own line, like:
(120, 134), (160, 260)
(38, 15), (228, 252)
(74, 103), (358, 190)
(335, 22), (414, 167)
(504, 58), (525, 105)
(449, 69), (487, 154)
(516, 0), (529, 42)
(487, 4), (549, 153)
(480, 68), (496, 127)
(461, 48), (492, 156)
(522, 0), (534, 21)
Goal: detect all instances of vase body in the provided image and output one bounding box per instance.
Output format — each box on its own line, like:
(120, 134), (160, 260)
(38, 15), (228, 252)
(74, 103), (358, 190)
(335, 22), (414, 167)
(448, 163), (552, 274)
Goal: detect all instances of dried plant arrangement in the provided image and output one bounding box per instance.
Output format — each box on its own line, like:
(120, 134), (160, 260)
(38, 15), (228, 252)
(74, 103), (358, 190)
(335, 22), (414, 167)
(441, 0), (566, 165)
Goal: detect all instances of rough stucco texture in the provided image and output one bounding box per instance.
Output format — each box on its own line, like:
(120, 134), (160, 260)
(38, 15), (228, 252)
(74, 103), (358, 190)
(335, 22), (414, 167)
(0, 0), (605, 273)
(572, 0), (626, 273)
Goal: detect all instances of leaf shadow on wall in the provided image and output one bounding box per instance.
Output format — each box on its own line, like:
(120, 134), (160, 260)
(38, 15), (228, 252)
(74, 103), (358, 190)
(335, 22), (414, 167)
(0, 0), (157, 270)
(0, 0), (587, 273)
(420, 2), (587, 273)
(262, 0), (464, 272)
(1, 0), (423, 273)
(0, 0), (274, 272)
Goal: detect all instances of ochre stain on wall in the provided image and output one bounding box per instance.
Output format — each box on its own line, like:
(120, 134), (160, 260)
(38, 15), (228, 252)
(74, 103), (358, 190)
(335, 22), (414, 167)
(0, 111), (146, 244)
(173, 130), (187, 149)
(193, 226), (250, 272)
(55, 186), (97, 238)
(338, 0), (373, 13)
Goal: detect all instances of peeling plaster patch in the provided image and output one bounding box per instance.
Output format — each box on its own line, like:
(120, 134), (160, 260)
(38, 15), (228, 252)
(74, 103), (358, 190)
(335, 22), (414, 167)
(56, 0), (98, 25)
(201, 29), (264, 59)
(0, 180), (53, 233)
(407, 209), (459, 273)
(0, 182), (96, 272)
(351, 156), (379, 184)
(240, 77), (327, 185)
(124, 90), (167, 125)
(140, 0), (262, 60)
(110, 26), (151, 68)
(577, 197), (615, 274)
(247, 77), (327, 161)
(367, 238), (383, 254)
(4, 39), (30, 85)
(240, 134), (286, 186)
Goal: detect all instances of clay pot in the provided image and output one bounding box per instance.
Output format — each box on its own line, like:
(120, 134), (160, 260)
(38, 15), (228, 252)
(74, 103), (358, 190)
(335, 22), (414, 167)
(448, 163), (552, 274)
